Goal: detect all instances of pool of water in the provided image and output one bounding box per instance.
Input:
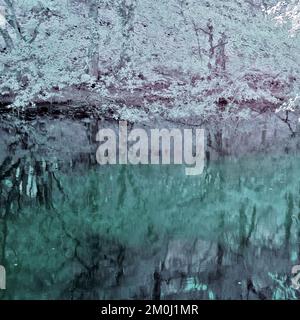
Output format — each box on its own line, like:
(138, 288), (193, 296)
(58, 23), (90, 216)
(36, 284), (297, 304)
(0, 154), (300, 299)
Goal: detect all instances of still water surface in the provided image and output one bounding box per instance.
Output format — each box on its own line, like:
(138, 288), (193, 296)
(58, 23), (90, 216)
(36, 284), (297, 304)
(0, 154), (300, 299)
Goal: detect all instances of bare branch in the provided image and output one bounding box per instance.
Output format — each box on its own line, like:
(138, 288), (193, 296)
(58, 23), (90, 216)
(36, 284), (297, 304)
(0, 27), (13, 50)
(3, 0), (24, 40)
(28, 19), (43, 44)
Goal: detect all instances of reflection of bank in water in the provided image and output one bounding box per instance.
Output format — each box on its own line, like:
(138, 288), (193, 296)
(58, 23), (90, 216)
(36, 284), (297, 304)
(1, 152), (300, 299)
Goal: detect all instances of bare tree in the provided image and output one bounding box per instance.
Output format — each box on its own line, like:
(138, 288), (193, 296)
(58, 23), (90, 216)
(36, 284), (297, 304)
(117, 0), (136, 69)
(87, 0), (100, 79)
(0, 1), (62, 50)
(215, 32), (227, 73)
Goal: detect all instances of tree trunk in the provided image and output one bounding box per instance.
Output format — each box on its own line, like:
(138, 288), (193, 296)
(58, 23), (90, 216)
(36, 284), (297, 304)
(118, 0), (136, 69)
(88, 0), (100, 79)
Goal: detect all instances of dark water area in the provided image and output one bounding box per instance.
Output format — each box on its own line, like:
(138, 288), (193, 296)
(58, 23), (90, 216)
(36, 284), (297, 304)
(1, 149), (300, 300)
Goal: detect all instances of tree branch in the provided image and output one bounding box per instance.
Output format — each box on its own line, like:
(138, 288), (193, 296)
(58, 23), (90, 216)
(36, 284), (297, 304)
(4, 0), (24, 40)
(28, 19), (42, 43)
(0, 27), (13, 50)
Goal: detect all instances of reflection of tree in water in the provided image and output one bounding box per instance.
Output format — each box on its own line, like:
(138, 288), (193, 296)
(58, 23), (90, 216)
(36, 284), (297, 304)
(0, 155), (124, 299)
(60, 234), (126, 300)
(1, 155), (300, 299)
(0, 155), (66, 298)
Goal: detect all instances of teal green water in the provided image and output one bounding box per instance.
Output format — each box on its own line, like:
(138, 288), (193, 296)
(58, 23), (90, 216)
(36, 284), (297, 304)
(1, 154), (300, 299)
